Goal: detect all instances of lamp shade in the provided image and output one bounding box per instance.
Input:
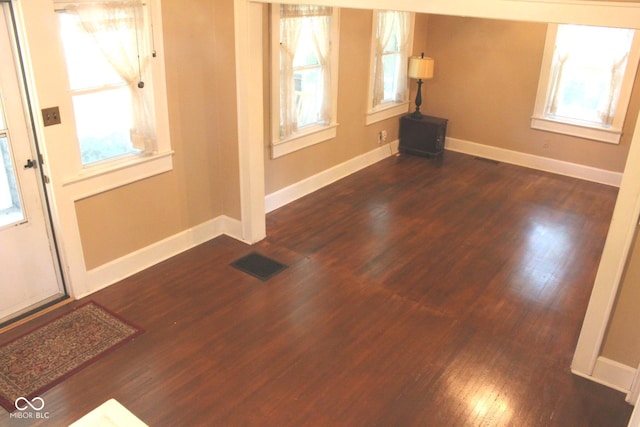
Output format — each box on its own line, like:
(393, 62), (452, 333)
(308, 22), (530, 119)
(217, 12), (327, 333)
(408, 56), (434, 80)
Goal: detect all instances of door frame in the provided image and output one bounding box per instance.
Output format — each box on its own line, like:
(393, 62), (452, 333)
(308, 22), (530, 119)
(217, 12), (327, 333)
(0, 0), (68, 324)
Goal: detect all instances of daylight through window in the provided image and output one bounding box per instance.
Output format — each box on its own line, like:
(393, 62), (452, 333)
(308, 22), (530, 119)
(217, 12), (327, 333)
(371, 11), (411, 108)
(532, 24), (640, 143)
(59, 2), (156, 166)
(278, 5), (334, 139)
(548, 25), (633, 126)
(270, 4), (340, 158)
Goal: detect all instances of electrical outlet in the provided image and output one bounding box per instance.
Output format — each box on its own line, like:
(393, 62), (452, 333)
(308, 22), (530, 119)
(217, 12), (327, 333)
(42, 107), (61, 127)
(378, 130), (388, 144)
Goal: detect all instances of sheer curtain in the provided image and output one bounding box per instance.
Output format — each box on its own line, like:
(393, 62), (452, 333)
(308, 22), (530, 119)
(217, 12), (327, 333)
(372, 11), (411, 108)
(547, 25), (634, 126)
(547, 49), (569, 117)
(393, 12), (411, 103)
(309, 8), (332, 125)
(279, 5), (303, 138)
(67, 1), (155, 153)
(279, 5), (332, 138)
(372, 11), (395, 107)
(602, 53), (629, 125)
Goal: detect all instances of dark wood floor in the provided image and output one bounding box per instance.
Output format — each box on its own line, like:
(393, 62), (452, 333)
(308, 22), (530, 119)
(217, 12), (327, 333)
(1, 151), (632, 426)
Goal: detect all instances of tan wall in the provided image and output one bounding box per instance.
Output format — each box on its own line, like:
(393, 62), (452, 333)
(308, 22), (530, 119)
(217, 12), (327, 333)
(422, 15), (640, 173)
(602, 227), (640, 367)
(76, 0), (241, 269)
(264, 9), (429, 194)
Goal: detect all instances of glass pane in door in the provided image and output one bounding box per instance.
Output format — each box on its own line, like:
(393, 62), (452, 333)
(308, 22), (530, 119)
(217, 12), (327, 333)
(0, 134), (24, 227)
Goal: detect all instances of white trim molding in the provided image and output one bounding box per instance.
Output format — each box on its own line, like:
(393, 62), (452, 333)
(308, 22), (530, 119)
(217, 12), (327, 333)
(629, 364), (640, 404)
(571, 356), (637, 395)
(257, 0), (640, 30)
(366, 102), (410, 126)
(445, 137), (623, 187)
(62, 151), (174, 199)
(271, 124), (339, 158)
(234, 0), (266, 243)
(630, 395), (640, 427)
(80, 215), (244, 299)
(530, 117), (622, 145)
(265, 141), (398, 213)
(571, 108), (640, 382)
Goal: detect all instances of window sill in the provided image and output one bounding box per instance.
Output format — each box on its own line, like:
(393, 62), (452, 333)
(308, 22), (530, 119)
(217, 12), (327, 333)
(366, 101), (410, 125)
(271, 123), (338, 158)
(531, 116), (621, 144)
(62, 150), (175, 200)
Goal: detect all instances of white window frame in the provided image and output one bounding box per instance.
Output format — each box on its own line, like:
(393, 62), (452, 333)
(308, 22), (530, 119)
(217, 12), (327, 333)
(55, 0), (173, 198)
(531, 23), (640, 144)
(366, 10), (414, 125)
(270, 4), (340, 159)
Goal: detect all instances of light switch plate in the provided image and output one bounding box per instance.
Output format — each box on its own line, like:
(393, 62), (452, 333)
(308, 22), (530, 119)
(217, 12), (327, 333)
(42, 107), (61, 126)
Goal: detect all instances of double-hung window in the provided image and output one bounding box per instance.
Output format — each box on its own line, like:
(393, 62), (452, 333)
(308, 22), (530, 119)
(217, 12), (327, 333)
(531, 24), (640, 144)
(366, 10), (413, 125)
(56, 0), (172, 194)
(271, 4), (340, 158)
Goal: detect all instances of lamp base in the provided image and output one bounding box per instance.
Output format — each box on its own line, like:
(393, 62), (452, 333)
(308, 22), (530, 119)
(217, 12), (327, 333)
(412, 79), (424, 120)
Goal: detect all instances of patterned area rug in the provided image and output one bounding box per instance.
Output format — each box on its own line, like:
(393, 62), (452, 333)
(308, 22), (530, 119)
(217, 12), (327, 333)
(0, 302), (143, 412)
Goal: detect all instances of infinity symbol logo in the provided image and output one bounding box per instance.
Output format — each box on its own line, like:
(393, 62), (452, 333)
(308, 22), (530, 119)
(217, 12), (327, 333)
(15, 397), (45, 411)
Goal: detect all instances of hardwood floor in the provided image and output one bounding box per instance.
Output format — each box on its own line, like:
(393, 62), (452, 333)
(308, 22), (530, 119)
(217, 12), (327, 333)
(1, 151), (632, 426)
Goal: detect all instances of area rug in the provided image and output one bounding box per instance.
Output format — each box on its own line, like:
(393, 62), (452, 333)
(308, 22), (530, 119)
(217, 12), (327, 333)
(0, 302), (143, 412)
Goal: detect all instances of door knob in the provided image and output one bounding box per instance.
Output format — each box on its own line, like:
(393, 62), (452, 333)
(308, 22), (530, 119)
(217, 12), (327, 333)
(23, 159), (36, 169)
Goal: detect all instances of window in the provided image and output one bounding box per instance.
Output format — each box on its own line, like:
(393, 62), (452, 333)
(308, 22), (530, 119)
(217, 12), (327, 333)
(271, 4), (340, 158)
(0, 133), (24, 227)
(366, 10), (413, 125)
(531, 24), (640, 144)
(60, 3), (155, 165)
(55, 0), (172, 195)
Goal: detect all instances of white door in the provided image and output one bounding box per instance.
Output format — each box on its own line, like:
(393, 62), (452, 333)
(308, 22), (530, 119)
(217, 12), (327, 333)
(0, 5), (65, 323)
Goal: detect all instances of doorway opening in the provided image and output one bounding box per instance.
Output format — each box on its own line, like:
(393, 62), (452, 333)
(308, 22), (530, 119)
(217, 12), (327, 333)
(0, 1), (68, 327)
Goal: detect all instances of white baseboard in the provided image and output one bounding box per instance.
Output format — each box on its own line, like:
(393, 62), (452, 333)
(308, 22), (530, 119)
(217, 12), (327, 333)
(81, 215), (243, 298)
(572, 356), (636, 395)
(445, 137), (623, 187)
(265, 141), (398, 213)
(78, 138), (621, 304)
(628, 365), (640, 404)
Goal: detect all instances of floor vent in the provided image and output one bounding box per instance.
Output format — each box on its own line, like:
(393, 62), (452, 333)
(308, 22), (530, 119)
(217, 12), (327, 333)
(230, 252), (288, 281)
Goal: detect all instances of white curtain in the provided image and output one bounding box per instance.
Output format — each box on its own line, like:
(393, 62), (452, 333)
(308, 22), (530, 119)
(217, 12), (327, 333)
(67, 1), (155, 153)
(602, 53), (629, 125)
(310, 10), (332, 125)
(279, 5), (332, 138)
(372, 11), (395, 107)
(279, 5), (303, 138)
(547, 49), (570, 117)
(372, 11), (411, 108)
(394, 12), (411, 103)
(547, 25), (634, 126)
